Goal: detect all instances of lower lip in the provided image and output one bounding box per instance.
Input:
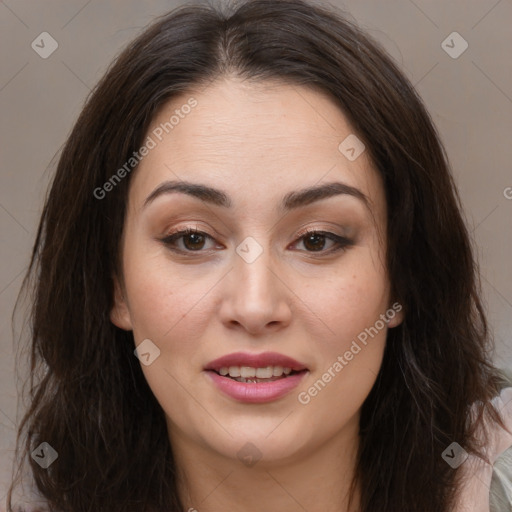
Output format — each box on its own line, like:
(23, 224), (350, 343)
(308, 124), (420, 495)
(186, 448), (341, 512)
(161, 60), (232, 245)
(205, 370), (308, 403)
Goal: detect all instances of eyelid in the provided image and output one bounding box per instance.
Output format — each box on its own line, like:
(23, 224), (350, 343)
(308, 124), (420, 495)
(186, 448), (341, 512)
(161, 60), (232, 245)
(290, 228), (353, 253)
(294, 226), (350, 242)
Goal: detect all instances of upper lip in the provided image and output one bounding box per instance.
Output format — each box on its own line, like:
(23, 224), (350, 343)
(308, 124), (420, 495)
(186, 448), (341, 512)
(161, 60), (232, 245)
(204, 351), (308, 372)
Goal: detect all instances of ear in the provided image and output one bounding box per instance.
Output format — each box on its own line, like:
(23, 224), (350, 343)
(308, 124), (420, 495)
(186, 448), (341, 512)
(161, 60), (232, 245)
(387, 301), (404, 329)
(110, 277), (133, 331)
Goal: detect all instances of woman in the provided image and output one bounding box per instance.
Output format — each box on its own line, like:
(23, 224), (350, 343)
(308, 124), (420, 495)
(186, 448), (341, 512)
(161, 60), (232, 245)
(7, 0), (512, 511)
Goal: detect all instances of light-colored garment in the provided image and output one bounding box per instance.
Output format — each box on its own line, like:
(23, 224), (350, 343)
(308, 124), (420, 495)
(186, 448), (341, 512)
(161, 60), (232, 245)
(455, 386), (512, 512)
(491, 443), (512, 511)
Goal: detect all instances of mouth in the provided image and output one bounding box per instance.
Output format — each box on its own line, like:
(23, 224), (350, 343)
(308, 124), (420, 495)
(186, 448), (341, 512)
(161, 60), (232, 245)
(203, 352), (309, 403)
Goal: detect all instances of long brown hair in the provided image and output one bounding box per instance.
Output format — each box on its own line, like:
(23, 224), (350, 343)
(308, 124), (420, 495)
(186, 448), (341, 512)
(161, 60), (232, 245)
(8, 0), (509, 510)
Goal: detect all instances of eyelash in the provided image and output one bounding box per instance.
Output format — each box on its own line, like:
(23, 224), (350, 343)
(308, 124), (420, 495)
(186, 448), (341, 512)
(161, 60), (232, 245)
(160, 227), (353, 256)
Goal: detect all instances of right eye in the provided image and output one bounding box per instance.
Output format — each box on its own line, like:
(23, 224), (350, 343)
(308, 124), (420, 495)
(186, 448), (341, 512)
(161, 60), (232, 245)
(160, 227), (220, 253)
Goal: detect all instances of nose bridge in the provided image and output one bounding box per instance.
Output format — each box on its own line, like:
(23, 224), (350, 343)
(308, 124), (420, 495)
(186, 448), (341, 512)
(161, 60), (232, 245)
(221, 235), (292, 333)
(234, 236), (277, 303)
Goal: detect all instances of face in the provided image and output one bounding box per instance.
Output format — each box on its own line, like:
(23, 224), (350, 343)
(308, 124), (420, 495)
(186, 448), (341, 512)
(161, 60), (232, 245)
(111, 77), (403, 466)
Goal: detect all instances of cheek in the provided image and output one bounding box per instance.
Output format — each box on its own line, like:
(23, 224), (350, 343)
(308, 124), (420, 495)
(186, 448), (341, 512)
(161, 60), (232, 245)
(122, 246), (222, 359)
(294, 265), (389, 428)
(123, 257), (219, 421)
(303, 253), (390, 348)
(126, 267), (206, 337)
(294, 251), (390, 408)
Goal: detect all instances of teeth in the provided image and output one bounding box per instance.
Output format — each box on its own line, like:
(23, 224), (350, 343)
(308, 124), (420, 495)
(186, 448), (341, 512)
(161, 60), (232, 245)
(217, 365), (297, 379)
(255, 367), (273, 378)
(228, 366), (240, 377)
(240, 367), (256, 378)
(272, 365), (283, 376)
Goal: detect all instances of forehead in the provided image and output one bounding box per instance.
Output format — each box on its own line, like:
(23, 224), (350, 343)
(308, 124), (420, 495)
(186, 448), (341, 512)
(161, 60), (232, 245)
(129, 77), (384, 217)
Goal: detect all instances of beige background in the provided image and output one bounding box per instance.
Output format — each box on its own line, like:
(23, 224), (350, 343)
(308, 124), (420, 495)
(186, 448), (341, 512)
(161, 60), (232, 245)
(1, 0), (511, 503)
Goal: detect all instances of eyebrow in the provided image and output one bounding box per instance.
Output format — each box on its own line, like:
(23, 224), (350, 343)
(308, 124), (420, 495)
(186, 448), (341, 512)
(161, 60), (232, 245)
(143, 179), (370, 212)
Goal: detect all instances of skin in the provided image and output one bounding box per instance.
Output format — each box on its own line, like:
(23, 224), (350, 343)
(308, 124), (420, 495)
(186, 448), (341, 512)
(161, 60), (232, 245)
(111, 76), (403, 512)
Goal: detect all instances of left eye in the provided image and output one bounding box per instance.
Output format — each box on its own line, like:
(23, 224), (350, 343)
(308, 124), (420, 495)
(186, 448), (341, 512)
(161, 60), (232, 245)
(160, 228), (351, 254)
(292, 230), (351, 253)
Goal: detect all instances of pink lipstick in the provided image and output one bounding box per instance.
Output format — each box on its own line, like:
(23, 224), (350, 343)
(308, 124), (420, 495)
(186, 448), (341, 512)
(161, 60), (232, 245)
(203, 351), (309, 403)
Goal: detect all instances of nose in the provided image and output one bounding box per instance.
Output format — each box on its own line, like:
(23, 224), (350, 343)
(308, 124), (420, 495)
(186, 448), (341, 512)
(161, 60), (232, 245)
(218, 241), (293, 336)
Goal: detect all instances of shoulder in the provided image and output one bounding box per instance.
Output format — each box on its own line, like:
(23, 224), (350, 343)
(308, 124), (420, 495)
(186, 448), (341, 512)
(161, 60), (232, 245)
(489, 385), (512, 511)
(490, 441), (512, 511)
(455, 384), (512, 512)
